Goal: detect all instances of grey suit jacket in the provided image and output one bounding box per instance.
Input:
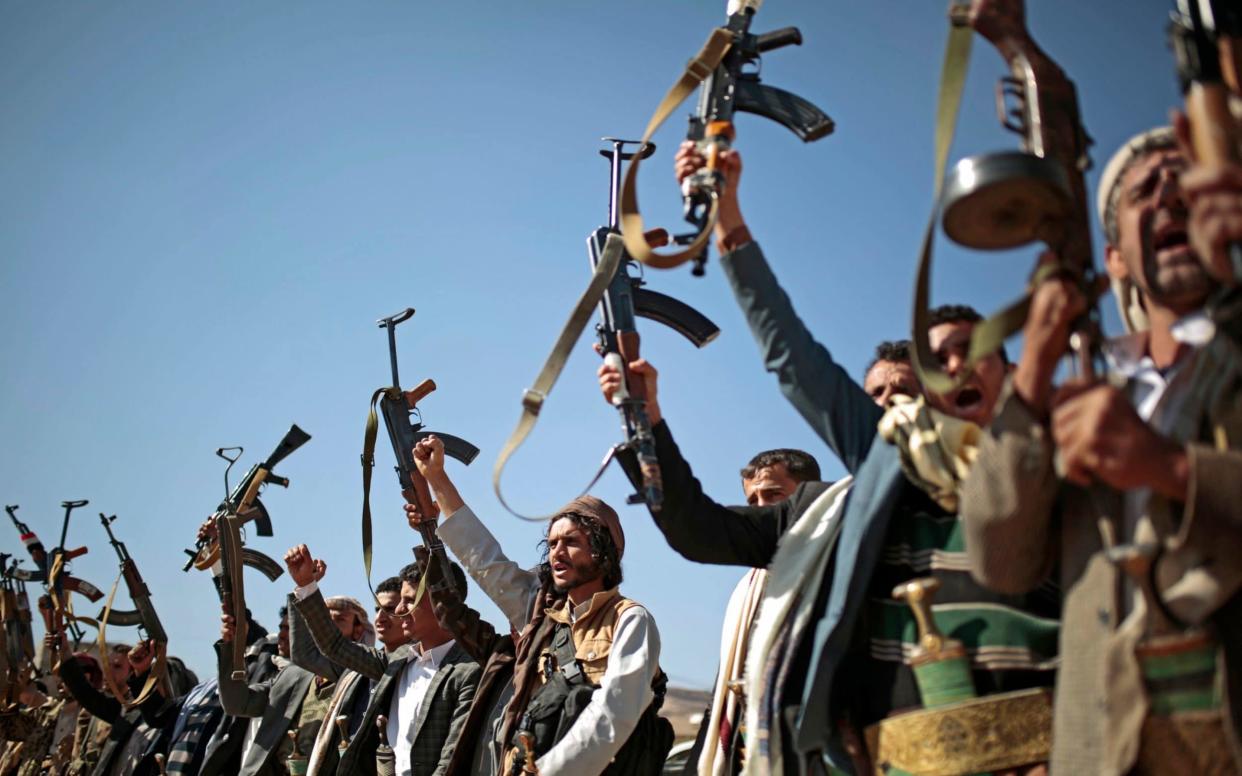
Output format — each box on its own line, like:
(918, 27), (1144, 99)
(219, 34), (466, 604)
(296, 587), (389, 681)
(216, 643), (316, 776)
(338, 642), (480, 776)
(289, 591), (343, 682)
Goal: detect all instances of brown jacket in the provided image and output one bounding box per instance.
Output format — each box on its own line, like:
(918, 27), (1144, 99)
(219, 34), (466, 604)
(961, 376), (1242, 775)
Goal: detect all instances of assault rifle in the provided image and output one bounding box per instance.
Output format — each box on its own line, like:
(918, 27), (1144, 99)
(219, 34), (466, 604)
(1171, 0), (1242, 281)
(363, 309), (479, 597)
(5, 506), (47, 582)
(594, 139), (720, 508)
(40, 500), (104, 663)
(98, 513), (173, 700)
(193, 426), (310, 680)
(0, 557), (37, 707)
(183, 427), (310, 583)
(620, 0), (834, 274)
(912, 0), (1099, 391)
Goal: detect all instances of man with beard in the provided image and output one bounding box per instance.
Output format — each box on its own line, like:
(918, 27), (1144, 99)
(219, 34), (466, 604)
(408, 435), (672, 776)
(962, 126), (1242, 775)
(663, 142), (1056, 774)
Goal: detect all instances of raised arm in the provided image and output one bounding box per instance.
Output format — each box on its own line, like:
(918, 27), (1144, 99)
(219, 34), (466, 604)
(651, 420), (799, 567)
(673, 141), (883, 473)
(417, 546), (508, 664)
(413, 438), (542, 631)
(287, 592), (341, 682)
(57, 641), (121, 724)
(285, 545), (387, 682)
(292, 586), (386, 682)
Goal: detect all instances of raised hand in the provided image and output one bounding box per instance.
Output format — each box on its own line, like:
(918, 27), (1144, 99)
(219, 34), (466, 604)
(412, 436), (446, 480)
(284, 544), (323, 588)
(596, 358), (662, 424)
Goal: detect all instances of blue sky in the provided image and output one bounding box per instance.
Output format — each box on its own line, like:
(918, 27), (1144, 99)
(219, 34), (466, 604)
(2, 1), (1178, 687)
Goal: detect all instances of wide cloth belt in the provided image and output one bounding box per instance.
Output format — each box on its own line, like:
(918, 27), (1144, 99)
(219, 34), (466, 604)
(862, 688), (1052, 776)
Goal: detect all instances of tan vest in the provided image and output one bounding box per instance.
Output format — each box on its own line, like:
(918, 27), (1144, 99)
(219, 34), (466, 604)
(541, 588), (641, 685)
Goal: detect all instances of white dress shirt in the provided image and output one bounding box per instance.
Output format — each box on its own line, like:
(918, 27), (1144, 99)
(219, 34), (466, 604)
(387, 638), (456, 776)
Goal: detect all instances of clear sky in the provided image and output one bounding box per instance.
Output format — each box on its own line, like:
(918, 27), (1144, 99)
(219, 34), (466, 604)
(2, 1), (1179, 687)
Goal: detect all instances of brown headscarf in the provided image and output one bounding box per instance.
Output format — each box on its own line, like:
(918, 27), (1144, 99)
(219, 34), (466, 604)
(551, 495), (624, 559)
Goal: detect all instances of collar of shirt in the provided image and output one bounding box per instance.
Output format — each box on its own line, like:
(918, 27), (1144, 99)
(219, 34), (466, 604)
(412, 638), (455, 669)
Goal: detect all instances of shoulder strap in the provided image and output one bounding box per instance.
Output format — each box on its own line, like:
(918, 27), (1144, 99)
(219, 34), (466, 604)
(553, 623), (585, 686)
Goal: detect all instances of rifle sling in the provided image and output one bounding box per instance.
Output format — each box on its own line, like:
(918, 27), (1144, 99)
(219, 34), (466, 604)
(619, 27), (733, 270)
(489, 233), (629, 521)
(219, 514), (248, 681)
(96, 572), (171, 708)
(909, 13), (1035, 395)
(361, 387), (432, 610)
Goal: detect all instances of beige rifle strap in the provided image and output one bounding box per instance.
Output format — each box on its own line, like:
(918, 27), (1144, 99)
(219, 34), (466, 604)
(360, 387), (430, 609)
(909, 7), (1035, 395)
(491, 233), (628, 521)
(96, 572), (171, 707)
(219, 513), (248, 681)
(619, 28), (733, 269)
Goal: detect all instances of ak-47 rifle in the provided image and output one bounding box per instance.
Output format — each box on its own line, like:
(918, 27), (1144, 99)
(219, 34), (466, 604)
(182, 429), (309, 583)
(620, 0), (834, 275)
(363, 309), (479, 597)
(594, 140), (720, 508)
(911, 0), (1099, 392)
(40, 500), (104, 666)
(0, 557), (38, 707)
(6, 506), (47, 582)
(1171, 0), (1242, 282)
(491, 142), (719, 518)
(97, 513), (172, 701)
(193, 427), (310, 680)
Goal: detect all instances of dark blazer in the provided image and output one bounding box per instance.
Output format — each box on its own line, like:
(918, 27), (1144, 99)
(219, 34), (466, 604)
(198, 619), (277, 775)
(337, 642), (480, 776)
(216, 643), (316, 776)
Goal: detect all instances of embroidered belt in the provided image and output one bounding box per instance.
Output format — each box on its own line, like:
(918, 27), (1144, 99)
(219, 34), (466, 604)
(863, 687), (1052, 776)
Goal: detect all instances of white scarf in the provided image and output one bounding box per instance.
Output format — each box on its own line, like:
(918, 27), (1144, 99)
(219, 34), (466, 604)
(742, 477), (853, 776)
(699, 568), (768, 776)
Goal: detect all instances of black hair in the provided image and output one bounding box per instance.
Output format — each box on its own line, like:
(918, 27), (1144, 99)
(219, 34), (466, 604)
(739, 449), (821, 483)
(375, 576), (402, 596)
(278, 605), (288, 623)
(399, 560), (469, 602)
(537, 513), (623, 592)
(926, 304), (1009, 364)
(865, 340), (912, 377)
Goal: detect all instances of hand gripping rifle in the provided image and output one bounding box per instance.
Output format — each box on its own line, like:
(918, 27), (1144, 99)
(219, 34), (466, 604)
(1171, 0), (1242, 282)
(195, 427), (310, 680)
(619, 0), (834, 275)
(97, 513), (172, 702)
(362, 309), (480, 598)
(492, 141), (719, 519)
(911, 0), (1099, 393)
(40, 500), (104, 666)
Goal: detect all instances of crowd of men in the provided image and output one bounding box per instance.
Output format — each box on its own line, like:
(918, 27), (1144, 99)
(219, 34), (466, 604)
(5, 18), (1242, 776)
